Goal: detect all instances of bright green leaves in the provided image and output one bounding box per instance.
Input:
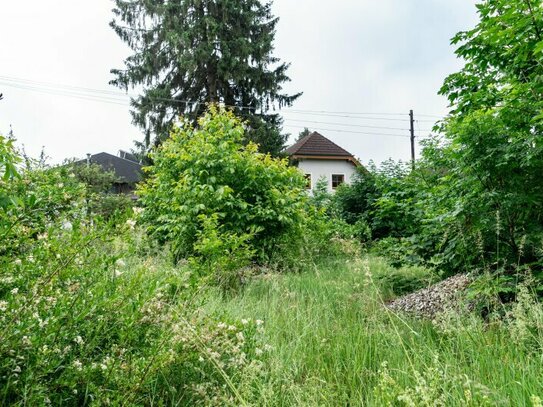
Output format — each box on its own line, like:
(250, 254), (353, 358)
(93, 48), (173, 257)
(138, 107), (307, 262)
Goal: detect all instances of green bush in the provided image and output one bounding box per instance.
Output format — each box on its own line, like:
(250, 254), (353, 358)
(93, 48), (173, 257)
(0, 138), (267, 405)
(138, 107), (308, 263)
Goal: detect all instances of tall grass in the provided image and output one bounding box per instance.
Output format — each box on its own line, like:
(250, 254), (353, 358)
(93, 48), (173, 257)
(203, 256), (543, 406)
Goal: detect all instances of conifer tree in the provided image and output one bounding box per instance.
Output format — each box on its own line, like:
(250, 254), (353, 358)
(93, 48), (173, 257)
(110, 0), (300, 155)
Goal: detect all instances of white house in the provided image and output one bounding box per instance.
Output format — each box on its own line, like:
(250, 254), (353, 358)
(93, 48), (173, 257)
(285, 132), (363, 193)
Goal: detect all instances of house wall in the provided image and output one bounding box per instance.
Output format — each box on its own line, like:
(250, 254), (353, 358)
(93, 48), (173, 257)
(297, 158), (358, 193)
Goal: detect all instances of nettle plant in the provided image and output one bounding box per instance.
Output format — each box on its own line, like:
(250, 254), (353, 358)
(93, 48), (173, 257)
(138, 107), (308, 264)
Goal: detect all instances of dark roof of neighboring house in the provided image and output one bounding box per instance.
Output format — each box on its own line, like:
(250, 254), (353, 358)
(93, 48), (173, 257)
(79, 152), (143, 183)
(285, 132), (360, 166)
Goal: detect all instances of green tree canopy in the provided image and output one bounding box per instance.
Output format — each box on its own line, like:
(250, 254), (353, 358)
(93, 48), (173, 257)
(110, 0), (300, 155)
(138, 107), (307, 261)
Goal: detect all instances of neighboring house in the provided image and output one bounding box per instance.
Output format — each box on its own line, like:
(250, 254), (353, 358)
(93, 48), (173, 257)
(285, 132), (362, 193)
(78, 151), (143, 196)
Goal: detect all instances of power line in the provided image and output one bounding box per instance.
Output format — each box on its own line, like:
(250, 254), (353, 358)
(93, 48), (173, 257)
(276, 118), (410, 132)
(0, 74), (444, 121)
(284, 124), (410, 138)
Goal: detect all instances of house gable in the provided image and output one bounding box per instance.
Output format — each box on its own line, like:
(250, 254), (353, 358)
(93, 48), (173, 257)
(285, 132), (363, 193)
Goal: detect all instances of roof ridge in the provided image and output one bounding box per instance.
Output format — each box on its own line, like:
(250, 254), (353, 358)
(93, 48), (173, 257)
(93, 152), (141, 165)
(309, 132), (354, 157)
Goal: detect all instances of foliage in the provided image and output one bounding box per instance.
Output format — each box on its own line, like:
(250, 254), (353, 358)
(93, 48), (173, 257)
(110, 0), (300, 155)
(138, 107), (308, 263)
(333, 161), (421, 240)
(0, 141), (267, 406)
(297, 127), (311, 141)
(420, 0), (543, 276)
(190, 214), (256, 295)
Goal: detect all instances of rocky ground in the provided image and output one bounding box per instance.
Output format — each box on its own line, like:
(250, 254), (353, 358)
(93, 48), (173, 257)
(387, 274), (473, 319)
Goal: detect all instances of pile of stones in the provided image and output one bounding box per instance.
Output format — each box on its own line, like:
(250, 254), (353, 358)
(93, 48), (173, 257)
(387, 274), (472, 319)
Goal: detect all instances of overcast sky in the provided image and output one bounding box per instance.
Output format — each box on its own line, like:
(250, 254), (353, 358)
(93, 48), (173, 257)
(0, 1), (478, 165)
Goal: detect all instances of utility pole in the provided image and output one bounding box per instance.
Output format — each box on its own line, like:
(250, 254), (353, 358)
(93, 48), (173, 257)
(409, 109), (415, 169)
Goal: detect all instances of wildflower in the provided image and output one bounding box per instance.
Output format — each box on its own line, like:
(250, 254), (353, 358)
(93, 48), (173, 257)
(75, 336), (84, 346)
(0, 301), (7, 311)
(228, 325), (237, 331)
(531, 395), (543, 407)
(115, 258), (126, 268)
(217, 322), (227, 330)
(255, 348), (263, 356)
(14, 258), (22, 266)
(198, 356), (205, 362)
(22, 336), (31, 346)
(37, 232), (48, 240)
(114, 270), (124, 278)
(241, 318), (250, 325)
(133, 207), (144, 216)
(13, 365), (21, 373)
(11, 288), (19, 295)
(73, 360), (83, 371)
(62, 221), (73, 231)
(57, 183), (64, 188)
(256, 319), (264, 326)
(126, 219), (136, 229)
(236, 332), (245, 342)
(263, 344), (273, 352)
(28, 255), (35, 263)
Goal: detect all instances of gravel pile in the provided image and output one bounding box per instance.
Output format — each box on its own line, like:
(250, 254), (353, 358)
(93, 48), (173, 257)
(387, 274), (472, 319)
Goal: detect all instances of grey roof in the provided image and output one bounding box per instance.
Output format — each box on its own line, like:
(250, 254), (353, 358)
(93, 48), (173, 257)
(285, 132), (354, 157)
(80, 152), (143, 184)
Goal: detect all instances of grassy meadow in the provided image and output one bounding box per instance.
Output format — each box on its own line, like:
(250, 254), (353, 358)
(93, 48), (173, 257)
(202, 255), (543, 406)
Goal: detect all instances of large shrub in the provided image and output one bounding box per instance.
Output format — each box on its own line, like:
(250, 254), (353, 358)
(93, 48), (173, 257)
(138, 107), (308, 262)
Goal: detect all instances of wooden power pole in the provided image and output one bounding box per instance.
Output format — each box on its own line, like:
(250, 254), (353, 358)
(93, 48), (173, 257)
(409, 109), (415, 169)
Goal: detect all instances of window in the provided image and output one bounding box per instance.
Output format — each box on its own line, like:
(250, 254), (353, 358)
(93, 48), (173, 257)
(331, 174), (345, 189)
(304, 174), (312, 190)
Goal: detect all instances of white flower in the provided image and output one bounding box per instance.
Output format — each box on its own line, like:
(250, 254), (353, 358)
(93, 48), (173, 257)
(263, 344), (273, 352)
(236, 332), (245, 342)
(37, 233), (48, 240)
(115, 259), (126, 268)
(14, 259), (22, 266)
(198, 356), (205, 362)
(126, 219), (136, 229)
(217, 322), (227, 330)
(28, 255), (34, 263)
(13, 365), (21, 373)
(114, 270), (124, 278)
(62, 221), (73, 231)
(241, 318), (250, 325)
(57, 183), (64, 188)
(22, 336), (31, 346)
(133, 207), (144, 216)
(0, 301), (7, 311)
(11, 288), (19, 295)
(100, 364), (108, 371)
(256, 319), (264, 326)
(73, 360), (83, 371)
(74, 336), (84, 346)
(255, 348), (263, 356)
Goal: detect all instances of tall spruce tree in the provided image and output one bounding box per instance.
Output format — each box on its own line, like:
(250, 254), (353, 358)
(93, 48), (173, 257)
(110, 0), (300, 155)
